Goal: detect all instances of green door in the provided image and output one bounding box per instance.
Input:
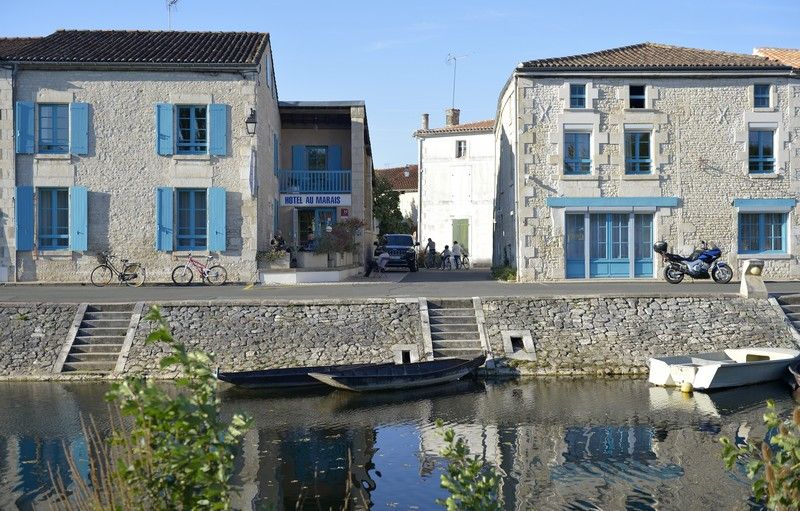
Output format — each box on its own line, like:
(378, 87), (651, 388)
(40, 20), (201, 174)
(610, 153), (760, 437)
(452, 219), (469, 254)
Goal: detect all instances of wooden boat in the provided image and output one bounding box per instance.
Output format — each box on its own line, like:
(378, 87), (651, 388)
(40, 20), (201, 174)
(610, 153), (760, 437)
(308, 355), (486, 392)
(215, 362), (393, 389)
(648, 348), (800, 391)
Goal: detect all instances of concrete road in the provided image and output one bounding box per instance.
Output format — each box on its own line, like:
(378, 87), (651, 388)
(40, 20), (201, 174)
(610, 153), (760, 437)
(2, 268), (800, 302)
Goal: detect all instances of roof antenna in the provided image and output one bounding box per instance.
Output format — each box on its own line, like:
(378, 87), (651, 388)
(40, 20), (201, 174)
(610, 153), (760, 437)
(167, 0), (180, 30)
(446, 53), (468, 109)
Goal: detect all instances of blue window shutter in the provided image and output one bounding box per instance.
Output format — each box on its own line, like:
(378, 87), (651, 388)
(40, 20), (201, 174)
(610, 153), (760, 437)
(328, 145), (342, 170)
(155, 187), (174, 251)
(209, 104), (228, 156)
(15, 186), (34, 251)
(207, 187), (227, 252)
(15, 101), (35, 154)
(292, 145), (305, 169)
(155, 103), (174, 156)
(273, 133), (279, 176)
(69, 103), (89, 155)
(69, 186), (88, 251)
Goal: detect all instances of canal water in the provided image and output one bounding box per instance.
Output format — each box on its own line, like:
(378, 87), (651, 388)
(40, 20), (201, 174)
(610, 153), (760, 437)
(0, 378), (792, 510)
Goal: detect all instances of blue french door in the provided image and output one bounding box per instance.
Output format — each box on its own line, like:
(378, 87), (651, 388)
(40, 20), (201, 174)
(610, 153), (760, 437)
(589, 213), (629, 278)
(314, 208), (336, 234)
(634, 214), (653, 277)
(565, 214), (586, 278)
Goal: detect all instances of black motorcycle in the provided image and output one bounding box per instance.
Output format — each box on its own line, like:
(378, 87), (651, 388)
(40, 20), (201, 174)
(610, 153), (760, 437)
(653, 241), (733, 284)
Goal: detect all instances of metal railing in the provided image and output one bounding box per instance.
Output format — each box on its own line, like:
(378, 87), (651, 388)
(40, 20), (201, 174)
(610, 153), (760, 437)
(278, 169), (352, 193)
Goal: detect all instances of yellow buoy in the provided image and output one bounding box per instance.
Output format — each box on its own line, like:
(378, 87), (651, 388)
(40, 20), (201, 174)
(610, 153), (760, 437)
(680, 382), (694, 393)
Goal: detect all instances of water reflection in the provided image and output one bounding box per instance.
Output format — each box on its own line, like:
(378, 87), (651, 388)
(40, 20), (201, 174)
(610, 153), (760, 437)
(0, 378), (793, 510)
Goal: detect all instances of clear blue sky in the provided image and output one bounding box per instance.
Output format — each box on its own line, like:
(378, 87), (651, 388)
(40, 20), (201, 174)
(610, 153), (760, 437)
(4, 0), (798, 167)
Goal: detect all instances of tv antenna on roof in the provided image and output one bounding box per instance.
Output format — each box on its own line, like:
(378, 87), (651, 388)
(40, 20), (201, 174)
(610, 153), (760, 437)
(446, 53), (468, 109)
(167, 0), (180, 30)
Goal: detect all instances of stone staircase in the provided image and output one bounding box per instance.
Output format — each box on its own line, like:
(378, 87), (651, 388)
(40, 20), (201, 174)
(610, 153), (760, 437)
(59, 303), (136, 374)
(776, 294), (800, 335)
(427, 299), (485, 360)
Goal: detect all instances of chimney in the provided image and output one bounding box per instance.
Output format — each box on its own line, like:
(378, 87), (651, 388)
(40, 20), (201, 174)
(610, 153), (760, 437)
(421, 113), (429, 130)
(446, 108), (460, 127)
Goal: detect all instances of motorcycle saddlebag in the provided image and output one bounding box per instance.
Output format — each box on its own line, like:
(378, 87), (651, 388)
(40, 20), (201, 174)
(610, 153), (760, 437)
(653, 241), (668, 254)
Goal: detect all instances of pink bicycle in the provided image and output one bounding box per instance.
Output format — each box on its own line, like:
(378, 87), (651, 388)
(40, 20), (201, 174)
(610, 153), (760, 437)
(171, 253), (228, 286)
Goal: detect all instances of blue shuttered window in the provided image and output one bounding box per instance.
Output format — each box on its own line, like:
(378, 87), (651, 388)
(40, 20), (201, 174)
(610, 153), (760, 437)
(564, 133), (591, 174)
(176, 189), (207, 250)
(292, 145), (306, 169)
(69, 186), (88, 251)
(155, 104), (174, 156)
(15, 102), (35, 154)
(38, 188), (70, 250)
(208, 104), (227, 156)
(176, 105), (207, 154)
(69, 103), (89, 155)
(207, 187), (226, 252)
(273, 133), (279, 176)
(327, 145), (342, 170)
(155, 187), (174, 251)
(38, 104), (70, 154)
(15, 186), (34, 250)
(739, 212), (786, 253)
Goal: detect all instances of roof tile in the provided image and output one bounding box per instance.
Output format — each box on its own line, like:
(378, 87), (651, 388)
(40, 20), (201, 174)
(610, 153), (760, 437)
(754, 47), (800, 69)
(415, 119), (494, 136)
(375, 165), (418, 191)
(0, 37), (41, 59)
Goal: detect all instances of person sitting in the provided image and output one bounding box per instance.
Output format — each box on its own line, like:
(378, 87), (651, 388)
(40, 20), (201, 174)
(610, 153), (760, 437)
(270, 230), (287, 251)
(377, 247), (391, 273)
(440, 245), (451, 269)
(302, 231), (317, 252)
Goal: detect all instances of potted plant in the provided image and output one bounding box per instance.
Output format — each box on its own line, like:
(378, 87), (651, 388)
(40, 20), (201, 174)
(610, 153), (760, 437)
(257, 248), (290, 270)
(315, 218), (365, 268)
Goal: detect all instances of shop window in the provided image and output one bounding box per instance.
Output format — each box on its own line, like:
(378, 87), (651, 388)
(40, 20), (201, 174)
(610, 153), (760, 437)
(38, 188), (69, 249)
(739, 212), (786, 254)
(176, 105), (208, 154)
(629, 85), (646, 109)
(176, 188), (207, 250)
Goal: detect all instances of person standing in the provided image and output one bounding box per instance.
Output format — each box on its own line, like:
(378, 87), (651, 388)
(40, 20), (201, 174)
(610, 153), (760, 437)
(440, 245), (452, 270)
(424, 238), (436, 268)
(452, 241), (462, 269)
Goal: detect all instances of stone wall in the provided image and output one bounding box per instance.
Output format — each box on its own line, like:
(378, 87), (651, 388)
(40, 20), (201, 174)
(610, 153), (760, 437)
(483, 296), (798, 375)
(124, 300), (424, 376)
(0, 303), (77, 376)
(0, 69), (13, 282)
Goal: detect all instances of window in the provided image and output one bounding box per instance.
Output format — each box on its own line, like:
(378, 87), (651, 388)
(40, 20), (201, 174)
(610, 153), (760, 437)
(456, 140), (467, 158)
(38, 104), (69, 154)
(754, 84), (770, 108)
(629, 85), (646, 109)
(564, 132), (591, 174)
(176, 105), (207, 154)
(569, 84), (586, 108)
(38, 188), (69, 249)
(749, 129), (775, 173)
(176, 189), (207, 250)
(306, 146), (328, 170)
(739, 212), (786, 253)
(624, 132), (651, 174)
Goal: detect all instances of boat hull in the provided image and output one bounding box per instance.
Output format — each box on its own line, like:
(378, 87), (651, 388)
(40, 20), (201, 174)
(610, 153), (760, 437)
(216, 363), (392, 389)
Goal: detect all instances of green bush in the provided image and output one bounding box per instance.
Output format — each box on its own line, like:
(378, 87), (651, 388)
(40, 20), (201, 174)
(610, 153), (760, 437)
(436, 419), (502, 510)
(721, 400), (800, 510)
(491, 266), (516, 281)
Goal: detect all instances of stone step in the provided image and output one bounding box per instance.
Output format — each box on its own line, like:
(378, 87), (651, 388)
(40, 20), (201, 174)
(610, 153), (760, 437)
(432, 332), (481, 341)
(777, 295), (800, 306)
(430, 316), (478, 325)
(73, 335), (126, 345)
(77, 327), (128, 337)
(66, 352), (120, 363)
(86, 303), (135, 313)
(428, 308), (475, 317)
(430, 324), (479, 334)
(62, 361), (117, 373)
(81, 319), (131, 329)
(786, 313), (800, 322)
(433, 348), (484, 359)
(427, 299), (474, 310)
(83, 311), (133, 320)
(69, 343), (124, 354)
(432, 340), (483, 349)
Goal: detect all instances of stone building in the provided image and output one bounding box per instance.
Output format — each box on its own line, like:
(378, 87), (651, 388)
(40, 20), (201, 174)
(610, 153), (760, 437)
(414, 110), (495, 265)
(494, 43), (799, 281)
(374, 164), (418, 232)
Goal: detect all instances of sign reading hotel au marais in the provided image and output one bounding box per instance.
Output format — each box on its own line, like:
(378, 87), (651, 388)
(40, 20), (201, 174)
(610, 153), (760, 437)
(280, 194), (352, 206)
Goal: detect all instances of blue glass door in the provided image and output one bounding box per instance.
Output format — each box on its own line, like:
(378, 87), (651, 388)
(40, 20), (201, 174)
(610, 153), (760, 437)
(589, 213), (630, 278)
(634, 214), (653, 277)
(314, 208), (336, 234)
(565, 214), (585, 278)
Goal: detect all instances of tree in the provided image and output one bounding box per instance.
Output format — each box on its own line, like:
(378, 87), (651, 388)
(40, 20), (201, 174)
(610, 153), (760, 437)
(373, 174), (411, 235)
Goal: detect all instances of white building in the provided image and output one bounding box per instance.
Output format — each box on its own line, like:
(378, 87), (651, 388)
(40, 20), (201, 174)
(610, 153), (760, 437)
(414, 110), (495, 265)
(494, 42), (800, 281)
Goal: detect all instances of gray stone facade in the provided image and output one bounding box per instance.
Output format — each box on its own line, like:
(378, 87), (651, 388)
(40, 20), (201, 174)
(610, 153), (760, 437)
(0, 303), (77, 375)
(483, 296), (798, 375)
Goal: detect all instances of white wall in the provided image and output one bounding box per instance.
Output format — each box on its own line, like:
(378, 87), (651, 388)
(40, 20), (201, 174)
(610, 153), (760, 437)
(418, 130), (495, 265)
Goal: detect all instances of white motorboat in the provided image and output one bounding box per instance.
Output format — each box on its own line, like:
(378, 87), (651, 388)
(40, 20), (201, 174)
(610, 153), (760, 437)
(648, 348), (800, 391)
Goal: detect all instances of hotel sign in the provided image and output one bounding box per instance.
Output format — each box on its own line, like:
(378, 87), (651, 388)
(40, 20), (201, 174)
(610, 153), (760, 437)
(280, 194), (352, 207)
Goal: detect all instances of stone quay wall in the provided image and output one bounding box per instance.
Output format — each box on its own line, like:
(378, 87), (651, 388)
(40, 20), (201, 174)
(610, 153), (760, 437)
(0, 303), (77, 376)
(482, 296), (798, 375)
(125, 299), (424, 377)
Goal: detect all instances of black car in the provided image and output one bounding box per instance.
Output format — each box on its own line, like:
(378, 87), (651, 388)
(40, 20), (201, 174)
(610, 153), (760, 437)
(381, 234), (419, 272)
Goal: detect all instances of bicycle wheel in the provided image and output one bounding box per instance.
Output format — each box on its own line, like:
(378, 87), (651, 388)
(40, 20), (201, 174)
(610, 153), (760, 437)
(462, 257), (470, 270)
(205, 265), (227, 286)
(90, 264), (114, 287)
(123, 263), (146, 287)
(171, 265), (194, 285)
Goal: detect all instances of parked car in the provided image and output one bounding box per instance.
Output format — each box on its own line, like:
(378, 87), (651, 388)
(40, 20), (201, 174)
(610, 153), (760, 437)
(381, 234), (419, 272)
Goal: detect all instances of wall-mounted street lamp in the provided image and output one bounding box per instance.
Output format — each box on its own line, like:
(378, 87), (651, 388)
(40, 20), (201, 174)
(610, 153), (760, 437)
(245, 108), (257, 136)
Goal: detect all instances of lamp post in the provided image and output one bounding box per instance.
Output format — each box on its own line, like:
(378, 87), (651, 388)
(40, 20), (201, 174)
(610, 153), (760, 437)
(245, 108), (257, 136)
